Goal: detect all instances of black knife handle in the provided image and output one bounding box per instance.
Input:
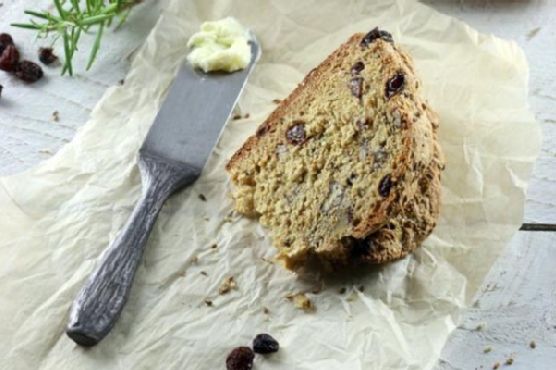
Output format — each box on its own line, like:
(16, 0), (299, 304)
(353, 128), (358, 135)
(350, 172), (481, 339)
(66, 151), (200, 347)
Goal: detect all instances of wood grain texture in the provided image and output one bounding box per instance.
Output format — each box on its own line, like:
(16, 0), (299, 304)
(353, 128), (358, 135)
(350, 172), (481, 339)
(435, 232), (556, 370)
(0, 0), (162, 175)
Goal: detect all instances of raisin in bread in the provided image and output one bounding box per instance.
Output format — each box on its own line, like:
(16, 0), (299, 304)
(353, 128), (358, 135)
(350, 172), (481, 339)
(226, 28), (444, 269)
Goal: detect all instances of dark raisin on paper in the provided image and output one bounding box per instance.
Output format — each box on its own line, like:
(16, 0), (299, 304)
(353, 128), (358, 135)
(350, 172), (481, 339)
(253, 333), (280, 354)
(361, 27), (393, 46)
(14, 61), (43, 83)
(378, 174), (392, 197)
(286, 121), (306, 145)
(385, 72), (405, 98)
(0, 44), (20, 72)
(351, 61), (365, 75)
(226, 347), (255, 370)
(38, 47), (58, 65)
(350, 76), (364, 99)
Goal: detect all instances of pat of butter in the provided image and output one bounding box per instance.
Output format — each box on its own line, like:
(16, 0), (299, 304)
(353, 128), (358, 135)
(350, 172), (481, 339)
(186, 17), (251, 73)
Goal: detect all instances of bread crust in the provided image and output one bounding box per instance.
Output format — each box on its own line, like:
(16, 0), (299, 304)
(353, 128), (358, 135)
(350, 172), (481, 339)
(226, 30), (444, 269)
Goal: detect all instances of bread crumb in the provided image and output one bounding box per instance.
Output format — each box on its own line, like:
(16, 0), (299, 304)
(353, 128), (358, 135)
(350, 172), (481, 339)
(219, 276), (237, 295)
(483, 346), (492, 353)
(529, 340), (536, 349)
(51, 111), (60, 122)
(286, 293), (315, 312)
(492, 362), (500, 369)
(244, 113), (250, 119)
(505, 358), (513, 366)
(312, 282), (324, 294)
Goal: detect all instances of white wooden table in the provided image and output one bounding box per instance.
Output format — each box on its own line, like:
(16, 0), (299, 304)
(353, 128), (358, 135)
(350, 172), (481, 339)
(1, 1), (554, 369)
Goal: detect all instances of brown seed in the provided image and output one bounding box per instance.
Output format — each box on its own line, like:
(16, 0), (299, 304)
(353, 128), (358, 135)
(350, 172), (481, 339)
(0, 44), (20, 72)
(38, 47), (58, 65)
(378, 174), (392, 197)
(226, 347), (254, 370)
(272, 99), (281, 104)
(505, 358), (513, 366)
(204, 299), (213, 307)
(492, 363), (500, 370)
(350, 76), (364, 99)
(256, 122), (270, 137)
(14, 61), (43, 83)
(361, 27), (393, 46)
(386, 72), (405, 98)
(198, 193), (207, 201)
(529, 340), (536, 349)
(286, 121), (306, 145)
(351, 61), (365, 75)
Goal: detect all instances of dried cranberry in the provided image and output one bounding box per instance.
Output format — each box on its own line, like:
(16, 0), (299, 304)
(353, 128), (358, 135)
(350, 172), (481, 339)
(286, 121), (306, 145)
(14, 61), (43, 83)
(385, 72), (405, 98)
(0, 44), (20, 72)
(378, 174), (392, 197)
(361, 27), (393, 46)
(350, 76), (364, 99)
(351, 61), (365, 75)
(253, 333), (280, 354)
(38, 47), (58, 65)
(0, 33), (13, 55)
(0, 33), (13, 45)
(226, 347), (255, 370)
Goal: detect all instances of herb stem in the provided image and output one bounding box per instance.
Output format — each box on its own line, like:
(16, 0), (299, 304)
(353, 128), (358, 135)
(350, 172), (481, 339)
(12, 0), (140, 75)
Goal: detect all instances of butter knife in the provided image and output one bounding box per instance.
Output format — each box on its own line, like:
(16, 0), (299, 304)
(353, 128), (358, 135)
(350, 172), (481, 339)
(66, 39), (260, 347)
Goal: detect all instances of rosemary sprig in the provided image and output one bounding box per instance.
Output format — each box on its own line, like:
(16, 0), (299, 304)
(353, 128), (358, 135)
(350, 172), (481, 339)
(12, 0), (138, 76)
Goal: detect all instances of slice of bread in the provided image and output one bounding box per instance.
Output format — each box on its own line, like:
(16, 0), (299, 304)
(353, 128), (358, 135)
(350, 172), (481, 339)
(226, 28), (444, 269)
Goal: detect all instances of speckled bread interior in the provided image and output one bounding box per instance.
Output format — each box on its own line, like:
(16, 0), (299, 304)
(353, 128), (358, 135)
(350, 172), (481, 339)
(226, 28), (444, 269)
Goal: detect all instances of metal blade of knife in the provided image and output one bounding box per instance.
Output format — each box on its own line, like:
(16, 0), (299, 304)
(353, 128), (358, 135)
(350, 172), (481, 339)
(66, 38), (260, 347)
(143, 38), (260, 166)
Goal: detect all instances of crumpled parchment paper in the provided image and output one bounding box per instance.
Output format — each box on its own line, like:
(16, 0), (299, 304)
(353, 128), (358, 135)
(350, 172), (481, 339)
(0, 0), (541, 369)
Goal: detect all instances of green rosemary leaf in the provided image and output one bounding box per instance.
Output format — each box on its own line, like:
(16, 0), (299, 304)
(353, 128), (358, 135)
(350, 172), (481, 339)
(10, 23), (41, 30)
(86, 22), (104, 71)
(62, 29), (73, 76)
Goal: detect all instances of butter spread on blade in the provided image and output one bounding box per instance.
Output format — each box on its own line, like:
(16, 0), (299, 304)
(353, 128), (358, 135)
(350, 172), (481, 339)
(186, 17), (251, 73)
